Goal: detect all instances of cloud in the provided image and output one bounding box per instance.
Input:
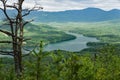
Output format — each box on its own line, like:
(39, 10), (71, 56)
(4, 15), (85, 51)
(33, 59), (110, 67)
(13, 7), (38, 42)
(1, 0), (120, 11)
(37, 0), (120, 11)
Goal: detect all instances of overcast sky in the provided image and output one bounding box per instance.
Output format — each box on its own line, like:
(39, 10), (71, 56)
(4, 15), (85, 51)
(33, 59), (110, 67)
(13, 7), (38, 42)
(2, 0), (120, 11)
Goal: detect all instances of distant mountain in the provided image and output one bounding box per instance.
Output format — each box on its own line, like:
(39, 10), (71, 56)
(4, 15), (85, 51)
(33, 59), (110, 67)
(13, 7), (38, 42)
(0, 8), (120, 22)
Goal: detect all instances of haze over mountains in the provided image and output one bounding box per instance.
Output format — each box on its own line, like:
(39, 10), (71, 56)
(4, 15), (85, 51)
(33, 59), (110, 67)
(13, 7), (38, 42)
(0, 8), (120, 22)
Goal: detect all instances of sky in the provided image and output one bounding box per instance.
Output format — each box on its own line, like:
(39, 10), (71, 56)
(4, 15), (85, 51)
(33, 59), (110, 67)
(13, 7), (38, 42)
(1, 0), (120, 11)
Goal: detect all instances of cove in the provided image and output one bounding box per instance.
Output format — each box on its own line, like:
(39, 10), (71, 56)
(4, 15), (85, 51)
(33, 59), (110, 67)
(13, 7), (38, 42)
(44, 32), (99, 52)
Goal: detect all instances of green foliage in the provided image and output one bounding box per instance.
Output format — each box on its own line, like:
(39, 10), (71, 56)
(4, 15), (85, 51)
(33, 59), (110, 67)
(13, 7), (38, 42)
(47, 21), (120, 43)
(0, 44), (120, 80)
(0, 22), (76, 48)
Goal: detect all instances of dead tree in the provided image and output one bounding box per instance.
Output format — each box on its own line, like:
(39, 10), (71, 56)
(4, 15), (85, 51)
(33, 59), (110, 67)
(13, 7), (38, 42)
(0, 0), (43, 78)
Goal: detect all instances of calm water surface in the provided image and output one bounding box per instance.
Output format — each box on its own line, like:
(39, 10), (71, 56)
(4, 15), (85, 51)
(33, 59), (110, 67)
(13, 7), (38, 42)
(44, 32), (99, 52)
(0, 32), (99, 57)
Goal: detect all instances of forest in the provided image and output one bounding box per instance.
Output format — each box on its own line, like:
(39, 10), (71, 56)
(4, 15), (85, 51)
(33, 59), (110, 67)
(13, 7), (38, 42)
(0, 21), (120, 80)
(0, 0), (120, 80)
(0, 44), (120, 80)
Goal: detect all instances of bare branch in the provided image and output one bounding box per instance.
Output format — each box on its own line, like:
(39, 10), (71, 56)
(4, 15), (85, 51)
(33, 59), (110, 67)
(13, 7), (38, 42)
(22, 6), (43, 17)
(0, 41), (12, 43)
(23, 19), (34, 27)
(22, 53), (30, 57)
(0, 41), (18, 45)
(22, 48), (33, 57)
(0, 29), (12, 36)
(0, 50), (13, 53)
(22, 9), (30, 17)
(0, 50), (13, 56)
(0, 0), (7, 4)
(0, 29), (21, 39)
(0, 0), (43, 77)
(0, 53), (13, 56)
(0, 7), (4, 11)
(23, 48), (31, 51)
(23, 38), (31, 41)
(0, 0), (12, 21)
(6, 5), (19, 11)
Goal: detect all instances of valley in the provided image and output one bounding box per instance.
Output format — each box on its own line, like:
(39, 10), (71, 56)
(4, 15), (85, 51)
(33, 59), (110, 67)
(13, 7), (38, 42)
(46, 20), (120, 43)
(0, 22), (76, 49)
(44, 20), (120, 53)
(0, 5), (120, 79)
(1, 19), (120, 53)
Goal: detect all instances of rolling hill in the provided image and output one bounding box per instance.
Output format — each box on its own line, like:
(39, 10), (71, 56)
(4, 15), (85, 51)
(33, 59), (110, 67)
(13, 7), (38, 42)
(26, 8), (120, 22)
(0, 8), (120, 22)
(0, 22), (76, 48)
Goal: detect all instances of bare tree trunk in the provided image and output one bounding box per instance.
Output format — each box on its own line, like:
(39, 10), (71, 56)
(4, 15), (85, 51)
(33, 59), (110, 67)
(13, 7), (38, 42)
(0, 0), (43, 79)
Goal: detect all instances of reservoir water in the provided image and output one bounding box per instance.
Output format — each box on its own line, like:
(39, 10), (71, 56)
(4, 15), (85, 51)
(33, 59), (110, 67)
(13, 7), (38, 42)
(0, 32), (99, 57)
(44, 32), (99, 52)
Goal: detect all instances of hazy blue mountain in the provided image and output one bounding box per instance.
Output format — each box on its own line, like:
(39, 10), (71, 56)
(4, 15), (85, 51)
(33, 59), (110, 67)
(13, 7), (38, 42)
(0, 8), (120, 22)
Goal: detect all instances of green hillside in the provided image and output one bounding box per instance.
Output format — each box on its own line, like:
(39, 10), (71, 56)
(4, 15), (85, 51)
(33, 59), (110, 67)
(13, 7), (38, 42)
(0, 22), (76, 48)
(45, 20), (120, 53)
(47, 20), (120, 43)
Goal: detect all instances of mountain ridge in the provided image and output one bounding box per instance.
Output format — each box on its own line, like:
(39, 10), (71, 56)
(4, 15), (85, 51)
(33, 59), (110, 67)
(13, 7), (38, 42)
(0, 8), (120, 22)
(28, 8), (120, 22)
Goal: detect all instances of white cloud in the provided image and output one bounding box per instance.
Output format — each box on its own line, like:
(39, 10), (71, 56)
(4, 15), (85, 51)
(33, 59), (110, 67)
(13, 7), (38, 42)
(1, 0), (120, 11)
(37, 0), (120, 11)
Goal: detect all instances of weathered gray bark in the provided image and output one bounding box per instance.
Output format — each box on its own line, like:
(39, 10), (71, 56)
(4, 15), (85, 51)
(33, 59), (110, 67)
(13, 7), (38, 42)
(0, 0), (43, 78)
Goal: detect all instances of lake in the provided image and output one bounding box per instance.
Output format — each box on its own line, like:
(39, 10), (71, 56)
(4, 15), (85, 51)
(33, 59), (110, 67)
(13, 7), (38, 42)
(0, 32), (99, 57)
(44, 32), (99, 52)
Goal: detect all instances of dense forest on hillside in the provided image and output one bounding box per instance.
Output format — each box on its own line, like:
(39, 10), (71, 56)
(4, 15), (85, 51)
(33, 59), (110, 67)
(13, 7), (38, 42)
(47, 21), (120, 52)
(47, 20), (120, 43)
(0, 44), (120, 80)
(1, 20), (120, 79)
(0, 22), (76, 49)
